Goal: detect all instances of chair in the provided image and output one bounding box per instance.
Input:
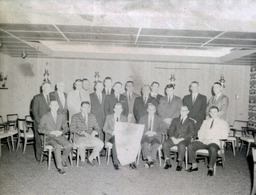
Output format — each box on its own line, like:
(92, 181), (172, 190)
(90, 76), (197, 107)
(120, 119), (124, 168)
(251, 148), (256, 195)
(0, 115), (8, 131)
(240, 127), (255, 156)
(230, 120), (248, 148)
(6, 114), (18, 130)
(16, 119), (34, 153)
(136, 145), (161, 166)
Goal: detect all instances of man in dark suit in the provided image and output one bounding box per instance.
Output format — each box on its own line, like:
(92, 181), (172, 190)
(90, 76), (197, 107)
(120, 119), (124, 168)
(206, 82), (229, 120)
(151, 81), (163, 104)
(38, 101), (72, 174)
(90, 81), (106, 140)
(133, 85), (158, 123)
(49, 82), (68, 120)
(104, 82), (129, 117)
(157, 84), (182, 130)
(183, 81), (207, 135)
(103, 103), (128, 170)
(122, 81), (139, 122)
(163, 106), (195, 171)
(32, 82), (51, 161)
(139, 103), (165, 168)
(102, 77), (114, 95)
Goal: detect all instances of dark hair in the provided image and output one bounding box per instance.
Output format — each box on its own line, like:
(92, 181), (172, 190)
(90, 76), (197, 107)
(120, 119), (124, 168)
(209, 106), (219, 112)
(125, 81), (134, 90)
(164, 84), (175, 96)
(191, 81), (199, 86)
(104, 77), (112, 83)
(94, 81), (103, 91)
(151, 81), (160, 87)
(73, 79), (82, 90)
(82, 78), (89, 82)
(113, 82), (122, 87)
(81, 101), (90, 107)
(213, 82), (222, 86)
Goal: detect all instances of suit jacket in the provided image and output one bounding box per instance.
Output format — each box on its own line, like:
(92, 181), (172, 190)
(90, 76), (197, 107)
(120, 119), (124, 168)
(102, 88), (114, 95)
(70, 112), (101, 136)
(103, 114), (128, 141)
(182, 93), (207, 131)
(167, 117), (195, 140)
(32, 93), (51, 126)
(90, 92), (106, 129)
(122, 92), (139, 114)
(139, 114), (165, 142)
(206, 93), (229, 120)
(67, 90), (83, 122)
(151, 93), (163, 104)
(38, 111), (69, 141)
(133, 96), (158, 123)
(50, 91), (68, 117)
(157, 95), (182, 120)
(104, 94), (129, 117)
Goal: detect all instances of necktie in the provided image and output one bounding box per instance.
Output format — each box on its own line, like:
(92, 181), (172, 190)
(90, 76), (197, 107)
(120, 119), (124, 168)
(107, 89), (110, 95)
(60, 92), (65, 107)
(116, 117), (119, 122)
(168, 97), (170, 103)
(192, 95), (196, 104)
(53, 113), (57, 123)
(149, 117), (153, 131)
(79, 92), (82, 101)
(98, 93), (102, 104)
(128, 93), (131, 101)
(85, 114), (88, 130)
(180, 118), (183, 125)
(116, 95), (119, 101)
(144, 97), (147, 104)
(47, 95), (50, 105)
(210, 119), (214, 129)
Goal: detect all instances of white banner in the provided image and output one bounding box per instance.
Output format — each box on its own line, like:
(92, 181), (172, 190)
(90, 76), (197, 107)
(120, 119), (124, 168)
(114, 122), (144, 166)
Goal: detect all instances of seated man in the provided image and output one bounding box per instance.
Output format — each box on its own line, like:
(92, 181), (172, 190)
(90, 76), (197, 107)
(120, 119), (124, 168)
(163, 106), (195, 171)
(139, 103), (165, 168)
(187, 106), (229, 176)
(103, 103), (128, 170)
(38, 101), (72, 175)
(70, 101), (104, 166)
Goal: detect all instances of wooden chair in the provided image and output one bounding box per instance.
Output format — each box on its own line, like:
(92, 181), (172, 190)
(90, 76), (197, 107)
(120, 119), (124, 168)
(136, 145), (161, 166)
(0, 115), (8, 131)
(16, 119), (34, 153)
(6, 114), (18, 130)
(240, 127), (255, 156)
(230, 120), (248, 148)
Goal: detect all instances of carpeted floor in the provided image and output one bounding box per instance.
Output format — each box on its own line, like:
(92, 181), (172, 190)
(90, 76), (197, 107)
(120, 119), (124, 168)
(0, 144), (253, 195)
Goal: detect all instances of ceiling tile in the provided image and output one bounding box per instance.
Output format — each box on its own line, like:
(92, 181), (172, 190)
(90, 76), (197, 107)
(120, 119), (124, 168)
(9, 31), (63, 39)
(138, 36), (209, 44)
(0, 24), (57, 32)
(219, 32), (256, 39)
(209, 39), (256, 46)
(65, 33), (136, 41)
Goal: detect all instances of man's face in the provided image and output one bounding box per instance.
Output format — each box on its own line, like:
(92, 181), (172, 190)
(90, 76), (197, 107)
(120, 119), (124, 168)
(190, 83), (199, 93)
(213, 84), (222, 95)
(42, 83), (51, 94)
(75, 81), (83, 91)
(95, 82), (104, 92)
(57, 82), (65, 92)
(114, 83), (122, 94)
(81, 104), (90, 114)
(104, 79), (112, 89)
(142, 86), (150, 96)
(147, 105), (156, 115)
(151, 83), (159, 93)
(166, 87), (174, 97)
(180, 106), (189, 118)
(126, 83), (134, 93)
(82, 80), (90, 91)
(50, 101), (59, 112)
(114, 104), (123, 115)
(209, 108), (218, 119)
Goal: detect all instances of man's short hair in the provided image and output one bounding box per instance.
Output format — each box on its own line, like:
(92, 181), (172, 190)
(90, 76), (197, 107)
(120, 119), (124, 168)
(42, 81), (51, 88)
(81, 101), (90, 107)
(113, 82), (122, 87)
(165, 84), (175, 91)
(114, 102), (123, 108)
(209, 106), (219, 112)
(141, 85), (151, 95)
(148, 103), (156, 109)
(213, 82), (222, 86)
(125, 81), (134, 87)
(82, 78), (89, 82)
(151, 81), (160, 87)
(104, 77), (112, 83)
(191, 81), (199, 86)
(73, 79), (82, 90)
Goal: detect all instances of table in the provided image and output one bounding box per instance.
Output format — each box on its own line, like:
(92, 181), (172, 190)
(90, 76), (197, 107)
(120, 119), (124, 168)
(0, 130), (18, 157)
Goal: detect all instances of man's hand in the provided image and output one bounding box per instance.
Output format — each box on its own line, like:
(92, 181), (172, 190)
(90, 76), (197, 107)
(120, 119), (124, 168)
(50, 130), (62, 137)
(81, 131), (90, 138)
(91, 130), (98, 137)
(163, 118), (172, 125)
(171, 137), (184, 144)
(146, 131), (156, 137)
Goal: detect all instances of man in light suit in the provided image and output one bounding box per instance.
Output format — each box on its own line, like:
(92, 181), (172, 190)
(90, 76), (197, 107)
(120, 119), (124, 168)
(187, 106), (229, 176)
(38, 101), (72, 174)
(122, 81), (139, 122)
(139, 103), (165, 168)
(133, 85), (158, 123)
(206, 82), (229, 120)
(103, 103), (128, 170)
(150, 81), (163, 104)
(90, 81), (106, 140)
(50, 82), (68, 120)
(183, 81), (207, 135)
(102, 77), (114, 95)
(81, 78), (91, 102)
(32, 82), (51, 161)
(157, 84), (182, 130)
(104, 82), (129, 117)
(163, 106), (195, 171)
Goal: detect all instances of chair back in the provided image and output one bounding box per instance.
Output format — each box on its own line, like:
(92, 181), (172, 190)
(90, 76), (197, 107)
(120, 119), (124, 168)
(17, 118), (30, 137)
(25, 115), (33, 122)
(232, 120), (248, 137)
(7, 114), (18, 122)
(0, 115), (4, 124)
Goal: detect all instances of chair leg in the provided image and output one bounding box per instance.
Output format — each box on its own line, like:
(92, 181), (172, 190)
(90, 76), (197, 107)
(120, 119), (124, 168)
(69, 153), (73, 167)
(232, 140), (236, 156)
(40, 151), (44, 164)
(76, 149), (79, 167)
(107, 148), (111, 165)
(97, 155), (101, 166)
(48, 149), (52, 170)
(158, 148), (162, 166)
(23, 138), (27, 154)
(213, 163), (216, 176)
(185, 148), (188, 170)
(16, 135), (20, 151)
(7, 137), (11, 151)
(247, 142), (251, 156)
(136, 149), (141, 166)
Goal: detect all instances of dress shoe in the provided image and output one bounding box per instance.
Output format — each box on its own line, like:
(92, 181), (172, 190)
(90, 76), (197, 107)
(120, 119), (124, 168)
(144, 161), (154, 168)
(207, 169), (214, 176)
(87, 159), (96, 167)
(176, 166), (182, 171)
(57, 168), (66, 175)
(113, 164), (119, 170)
(187, 167), (198, 172)
(163, 163), (172, 170)
(62, 161), (68, 168)
(130, 162), (137, 169)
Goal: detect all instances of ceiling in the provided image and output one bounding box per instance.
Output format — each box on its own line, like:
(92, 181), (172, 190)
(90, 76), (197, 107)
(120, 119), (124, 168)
(0, 0), (256, 65)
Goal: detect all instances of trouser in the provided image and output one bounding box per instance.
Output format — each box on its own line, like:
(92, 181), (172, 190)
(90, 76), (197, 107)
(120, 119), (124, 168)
(76, 135), (104, 161)
(141, 136), (160, 161)
(188, 141), (220, 168)
(109, 136), (118, 165)
(47, 136), (72, 169)
(33, 122), (42, 161)
(163, 138), (191, 162)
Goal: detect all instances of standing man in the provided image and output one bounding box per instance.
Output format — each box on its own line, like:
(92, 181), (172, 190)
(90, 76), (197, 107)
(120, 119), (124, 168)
(104, 82), (129, 117)
(162, 106), (195, 171)
(50, 82), (68, 120)
(183, 81), (207, 136)
(103, 103), (128, 170)
(139, 103), (165, 168)
(81, 78), (91, 102)
(70, 101), (104, 166)
(133, 85), (158, 123)
(187, 106), (229, 176)
(32, 82), (51, 161)
(38, 101), (72, 174)
(122, 81), (139, 122)
(157, 84), (182, 130)
(206, 82), (229, 120)
(150, 82), (163, 104)
(102, 77), (114, 95)
(90, 81), (106, 140)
